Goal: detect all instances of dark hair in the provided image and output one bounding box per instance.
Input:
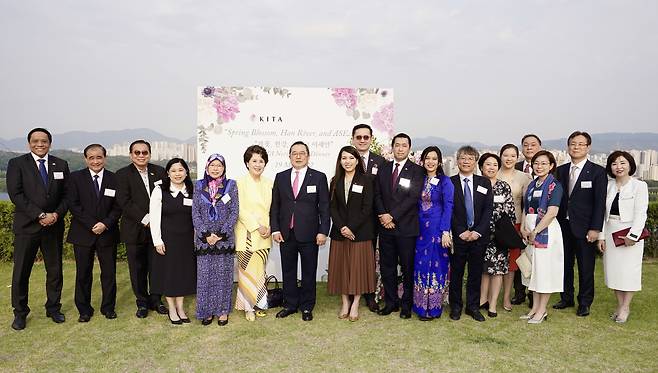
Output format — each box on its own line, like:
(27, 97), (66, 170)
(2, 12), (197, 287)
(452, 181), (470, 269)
(330, 146), (366, 194)
(351, 124), (373, 136)
(391, 133), (412, 148)
(243, 145), (269, 169)
(456, 145), (479, 160)
(521, 134), (542, 146)
(161, 158), (193, 197)
(531, 150), (557, 175)
(499, 143), (519, 157)
(567, 131), (592, 146)
(606, 150), (637, 178)
(478, 152), (501, 172)
(83, 144), (107, 157)
(420, 146), (445, 175)
(27, 128), (52, 143)
(289, 141), (309, 155)
(129, 139), (152, 153)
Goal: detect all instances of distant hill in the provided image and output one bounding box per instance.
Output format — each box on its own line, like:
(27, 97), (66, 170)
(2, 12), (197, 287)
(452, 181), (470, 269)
(0, 150), (171, 173)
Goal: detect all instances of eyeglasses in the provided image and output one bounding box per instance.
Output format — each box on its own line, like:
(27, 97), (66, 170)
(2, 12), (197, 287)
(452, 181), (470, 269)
(533, 162), (551, 167)
(132, 150), (149, 156)
(354, 135), (371, 141)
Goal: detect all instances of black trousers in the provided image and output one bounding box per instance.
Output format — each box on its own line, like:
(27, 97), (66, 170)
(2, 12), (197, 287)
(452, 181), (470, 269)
(379, 234), (415, 311)
(561, 225), (597, 306)
(73, 243), (117, 316)
(513, 270), (526, 297)
(449, 241), (486, 311)
(12, 228), (64, 318)
(280, 230), (318, 312)
(126, 240), (161, 309)
(362, 239), (378, 303)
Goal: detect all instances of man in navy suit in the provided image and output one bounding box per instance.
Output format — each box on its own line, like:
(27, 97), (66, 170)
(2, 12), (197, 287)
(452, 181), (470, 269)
(554, 131), (606, 316)
(66, 144), (122, 322)
(7, 128), (70, 330)
(449, 145), (494, 322)
(271, 141), (330, 321)
(351, 123), (385, 312)
(374, 133), (424, 319)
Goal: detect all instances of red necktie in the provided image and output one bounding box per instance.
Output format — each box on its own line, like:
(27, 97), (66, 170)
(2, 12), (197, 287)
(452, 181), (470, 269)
(391, 163), (399, 190)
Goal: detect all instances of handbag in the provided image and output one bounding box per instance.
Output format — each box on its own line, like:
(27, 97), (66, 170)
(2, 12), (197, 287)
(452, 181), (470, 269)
(515, 246), (532, 278)
(611, 227), (651, 247)
(265, 275), (284, 309)
(495, 213), (525, 250)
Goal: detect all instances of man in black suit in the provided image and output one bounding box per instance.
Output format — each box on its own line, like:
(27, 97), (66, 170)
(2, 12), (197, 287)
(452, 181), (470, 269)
(449, 145), (494, 322)
(554, 131), (606, 317)
(271, 141), (330, 321)
(66, 144), (122, 322)
(116, 140), (167, 318)
(373, 133), (424, 319)
(7, 128), (70, 330)
(351, 123), (385, 312)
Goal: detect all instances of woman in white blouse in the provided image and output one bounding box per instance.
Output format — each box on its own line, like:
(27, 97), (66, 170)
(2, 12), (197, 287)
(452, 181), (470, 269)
(597, 151), (649, 323)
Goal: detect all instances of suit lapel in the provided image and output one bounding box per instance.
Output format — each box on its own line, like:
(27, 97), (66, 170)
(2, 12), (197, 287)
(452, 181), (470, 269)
(336, 176), (347, 207)
(571, 161), (590, 195)
(297, 169), (311, 199)
(452, 176), (464, 206)
(25, 154), (48, 193)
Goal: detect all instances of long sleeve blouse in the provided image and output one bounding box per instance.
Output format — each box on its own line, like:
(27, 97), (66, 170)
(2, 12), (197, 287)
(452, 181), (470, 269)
(191, 178), (239, 255)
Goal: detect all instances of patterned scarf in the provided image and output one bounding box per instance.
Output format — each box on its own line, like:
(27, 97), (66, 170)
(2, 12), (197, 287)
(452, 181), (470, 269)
(525, 173), (557, 249)
(203, 154), (226, 219)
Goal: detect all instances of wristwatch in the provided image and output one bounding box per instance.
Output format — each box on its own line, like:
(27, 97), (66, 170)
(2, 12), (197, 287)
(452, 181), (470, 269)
(38, 212), (47, 219)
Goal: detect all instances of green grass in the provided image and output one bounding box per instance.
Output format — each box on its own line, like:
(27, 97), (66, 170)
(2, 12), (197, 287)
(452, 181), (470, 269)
(0, 260), (656, 372)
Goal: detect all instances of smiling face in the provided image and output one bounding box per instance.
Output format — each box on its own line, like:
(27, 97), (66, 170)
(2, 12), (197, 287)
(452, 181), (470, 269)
(568, 134), (591, 163)
(206, 159), (224, 179)
(247, 153), (266, 177)
(168, 162), (187, 185)
(500, 147), (519, 170)
(392, 137), (410, 162)
(532, 154), (554, 179)
(289, 144), (309, 169)
(340, 151), (358, 173)
(611, 156), (631, 179)
(28, 131), (50, 158)
(130, 143), (151, 169)
(457, 152), (476, 176)
(522, 136), (541, 161)
(481, 156), (500, 179)
(351, 128), (372, 154)
(85, 147), (106, 173)
(422, 151), (439, 175)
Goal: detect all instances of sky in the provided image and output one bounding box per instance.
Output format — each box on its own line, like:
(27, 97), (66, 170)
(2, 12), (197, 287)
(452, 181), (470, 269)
(1, 0), (656, 144)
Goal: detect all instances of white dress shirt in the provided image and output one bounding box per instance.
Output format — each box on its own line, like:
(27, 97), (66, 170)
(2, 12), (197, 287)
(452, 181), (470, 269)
(31, 152), (49, 173)
(149, 183), (190, 247)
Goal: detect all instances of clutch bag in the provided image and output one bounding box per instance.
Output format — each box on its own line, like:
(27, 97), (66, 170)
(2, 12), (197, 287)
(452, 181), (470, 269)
(515, 247), (532, 278)
(611, 227), (651, 247)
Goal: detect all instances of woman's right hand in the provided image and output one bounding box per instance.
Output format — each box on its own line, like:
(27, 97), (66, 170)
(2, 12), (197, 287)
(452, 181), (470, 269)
(206, 234), (220, 246)
(155, 244), (166, 255)
(597, 240), (606, 253)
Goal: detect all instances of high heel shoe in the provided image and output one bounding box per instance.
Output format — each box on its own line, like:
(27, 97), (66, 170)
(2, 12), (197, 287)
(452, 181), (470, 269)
(519, 313), (535, 320)
(201, 317), (213, 326)
(503, 305), (513, 312)
(487, 310), (498, 318)
(168, 314), (183, 325)
(528, 313), (548, 324)
(180, 317), (191, 323)
(479, 302), (489, 310)
(218, 316), (229, 326)
(615, 313), (629, 323)
(338, 313), (349, 319)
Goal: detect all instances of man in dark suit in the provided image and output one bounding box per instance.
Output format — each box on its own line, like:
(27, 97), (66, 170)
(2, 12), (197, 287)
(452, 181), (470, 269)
(7, 128), (70, 330)
(271, 141), (330, 321)
(373, 133), (424, 319)
(351, 123), (385, 312)
(555, 131), (606, 317)
(116, 140), (167, 318)
(449, 145), (494, 322)
(66, 144), (122, 322)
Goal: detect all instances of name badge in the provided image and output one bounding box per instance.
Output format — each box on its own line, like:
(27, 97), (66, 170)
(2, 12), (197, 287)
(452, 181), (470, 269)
(154, 179), (162, 185)
(221, 194), (231, 204)
(104, 188), (116, 197)
(581, 181), (592, 188)
(307, 185), (316, 193)
(352, 184), (363, 194)
(183, 198), (193, 206)
(476, 185), (488, 195)
(399, 178), (411, 188)
(429, 177), (439, 186)
(493, 195), (504, 203)
(533, 190), (543, 198)
(371, 167), (378, 175)
(53, 172), (64, 180)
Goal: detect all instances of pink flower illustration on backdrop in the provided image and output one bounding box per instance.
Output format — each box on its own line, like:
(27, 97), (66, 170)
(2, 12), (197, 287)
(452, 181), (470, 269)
(372, 103), (394, 137)
(331, 88), (357, 110)
(214, 95), (240, 123)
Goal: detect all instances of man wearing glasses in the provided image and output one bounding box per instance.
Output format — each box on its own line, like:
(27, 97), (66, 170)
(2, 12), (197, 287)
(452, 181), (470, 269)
(116, 140), (167, 318)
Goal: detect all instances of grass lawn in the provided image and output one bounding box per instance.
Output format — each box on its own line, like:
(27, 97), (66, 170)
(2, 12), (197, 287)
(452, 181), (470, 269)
(0, 259), (656, 372)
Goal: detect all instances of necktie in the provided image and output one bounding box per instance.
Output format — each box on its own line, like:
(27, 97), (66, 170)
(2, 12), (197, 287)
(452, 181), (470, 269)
(362, 156), (367, 172)
(391, 163), (400, 190)
(568, 165), (578, 195)
(38, 159), (48, 186)
(93, 175), (100, 198)
(290, 170), (300, 229)
(523, 162), (530, 174)
(464, 178), (474, 228)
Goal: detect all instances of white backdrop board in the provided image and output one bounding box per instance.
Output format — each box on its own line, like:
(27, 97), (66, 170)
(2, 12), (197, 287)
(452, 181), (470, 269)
(197, 86), (394, 280)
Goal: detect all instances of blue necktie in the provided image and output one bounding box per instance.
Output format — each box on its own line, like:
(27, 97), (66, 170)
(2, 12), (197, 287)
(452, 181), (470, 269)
(93, 175), (100, 198)
(464, 178), (474, 228)
(38, 159), (48, 186)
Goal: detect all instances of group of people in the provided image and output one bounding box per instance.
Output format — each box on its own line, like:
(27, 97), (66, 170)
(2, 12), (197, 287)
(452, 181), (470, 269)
(7, 126), (649, 330)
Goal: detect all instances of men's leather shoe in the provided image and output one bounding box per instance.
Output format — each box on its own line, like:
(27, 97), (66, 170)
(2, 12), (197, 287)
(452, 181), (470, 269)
(103, 311), (117, 319)
(136, 307), (148, 318)
(576, 305), (590, 317)
(399, 309), (411, 319)
(552, 300), (575, 310)
(511, 294), (526, 305)
(465, 309), (486, 322)
(46, 311), (65, 323)
(11, 316), (26, 330)
(367, 299), (380, 313)
(154, 304), (168, 315)
(301, 310), (313, 321)
(275, 308), (297, 318)
(377, 305), (399, 316)
(78, 314), (91, 323)
(449, 309), (461, 321)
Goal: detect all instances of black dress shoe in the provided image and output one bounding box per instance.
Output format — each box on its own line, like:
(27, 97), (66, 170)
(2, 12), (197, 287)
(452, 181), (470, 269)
(449, 308), (461, 320)
(46, 311), (65, 323)
(169, 314), (183, 325)
(399, 309), (411, 319)
(180, 317), (191, 323)
(201, 317), (213, 326)
(488, 310), (498, 318)
(576, 305), (590, 317)
(377, 305), (400, 316)
(78, 314), (92, 323)
(367, 300), (380, 313)
(465, 309), (486, 322)
(155, 304), (168, 315)
(511, 294), (526, 305)
(552, 300), (575, 309)
(136, 307), (148, 318)
(301, 310), (313, 321)
(275, 308), (298, 318)
(103, 311), (117, 319)
(479, 302), (489, 310)
(11, 316), (26, 330)
(218, 317), (229, 326)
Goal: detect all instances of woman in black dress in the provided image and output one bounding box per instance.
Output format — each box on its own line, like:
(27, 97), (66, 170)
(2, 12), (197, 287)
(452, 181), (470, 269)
(149, 158), (197, 324)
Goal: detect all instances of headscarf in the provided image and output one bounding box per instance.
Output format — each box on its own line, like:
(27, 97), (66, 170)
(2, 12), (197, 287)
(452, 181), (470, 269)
(525, 173), (557, 249)
(204, 153), (226, 204)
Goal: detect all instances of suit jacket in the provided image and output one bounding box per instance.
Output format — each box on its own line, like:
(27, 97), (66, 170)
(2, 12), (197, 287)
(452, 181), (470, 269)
(115, 163), (166, 244)
(329, 173), (375, 241)
(7, 153), (70, 234)
(270, 167), (330, 242)
(365, 151), (385, 175)
(515, 161), (524, 172)
(556, 160), (606, 237)
(374, 160), (424, 237)
(450, 174), (494, 244)
(600, 177), (648, 240)
(66, 168), (122, 247)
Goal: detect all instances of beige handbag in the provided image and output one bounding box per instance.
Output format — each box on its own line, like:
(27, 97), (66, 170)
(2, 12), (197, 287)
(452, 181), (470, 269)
(516, 246), (532, 278)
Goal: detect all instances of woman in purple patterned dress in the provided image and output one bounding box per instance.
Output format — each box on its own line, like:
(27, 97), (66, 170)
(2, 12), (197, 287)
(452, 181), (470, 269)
(412, 146), (454, 320)
(192, 154), (239, 326)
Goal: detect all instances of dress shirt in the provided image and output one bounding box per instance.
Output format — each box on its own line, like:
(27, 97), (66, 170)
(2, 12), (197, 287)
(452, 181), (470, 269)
(359, 151), (369, 171)
(522, 160), (532, 174)
(89, 168), (105, 190)
(459, 173), (474, 202)
(31, 152), (49, 173)
(290, 166), (308, 189)
(569, 158), (589, 187)
(149, 183), (189, 247)
(392, 159), (408, 174)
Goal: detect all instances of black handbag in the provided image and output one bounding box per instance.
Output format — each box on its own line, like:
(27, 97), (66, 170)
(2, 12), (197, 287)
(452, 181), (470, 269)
(265, 275), (284, 309)
(494, 213), (525, 250)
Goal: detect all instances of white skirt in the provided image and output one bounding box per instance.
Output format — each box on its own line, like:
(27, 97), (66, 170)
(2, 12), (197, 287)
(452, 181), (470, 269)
(603, 218), (644, 291)
(524, 214), (564, 294)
